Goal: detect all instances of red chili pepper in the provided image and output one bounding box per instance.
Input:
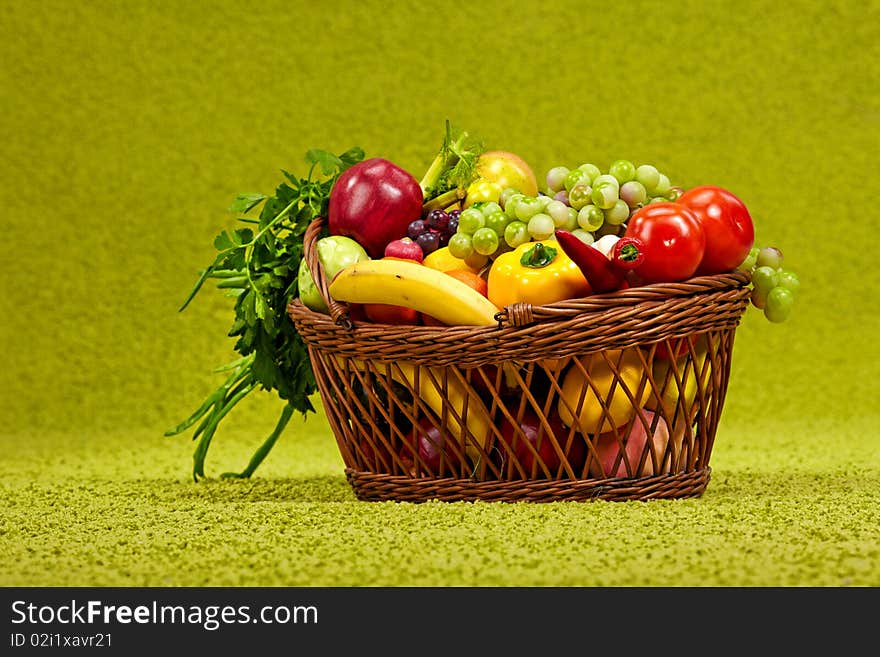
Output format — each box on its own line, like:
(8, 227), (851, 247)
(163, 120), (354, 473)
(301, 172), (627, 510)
(554, 231), (644, 294)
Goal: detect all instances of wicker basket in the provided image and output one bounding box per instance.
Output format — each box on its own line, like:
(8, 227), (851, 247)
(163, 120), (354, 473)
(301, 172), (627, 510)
(287, 217), (752, 502)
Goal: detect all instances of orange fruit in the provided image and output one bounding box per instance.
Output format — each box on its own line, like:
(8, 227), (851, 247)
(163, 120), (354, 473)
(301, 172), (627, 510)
(444, 269), (489, 297)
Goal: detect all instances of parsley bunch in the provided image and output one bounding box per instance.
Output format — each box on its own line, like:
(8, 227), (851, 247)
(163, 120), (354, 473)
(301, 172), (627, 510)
(166, 147), (364, 481)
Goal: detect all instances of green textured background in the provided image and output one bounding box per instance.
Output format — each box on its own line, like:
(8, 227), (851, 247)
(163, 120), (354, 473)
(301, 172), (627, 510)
(2, 0), (878, 586)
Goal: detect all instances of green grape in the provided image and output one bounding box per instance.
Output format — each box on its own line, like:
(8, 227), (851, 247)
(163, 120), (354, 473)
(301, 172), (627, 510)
(571, 229), (595, 245)
(504, 220), (530, 248)
(568, 184), (593, 210)
(604, 199), (630, 225)
(647, 196), (667, 204)
(751, 287), (768, 309)
(545, 166), (570, 192)
(535, 194), (553, 210)
(499, 188), (520, 208)
(562, 207), (579, 231)
(591, 182), (619, 209)
(635, 164), (660, 191)
(472, 227), (500, 256)
(458, 208), (485, 234)
(752, 265), (779, 297)
(756, 246), (784, 269)
(447, 232), (474, 259)
(764, 286), (794, 323)
(563, 169), (589, 192)
(504, 193), (526, 219)
(527, 213), (555, 240)
(776, 269), (800, 295)
(546, 199), (571, 225)
(649, 173), (671, 196)
(577, 204), (604, 231)
(480, 201), (503, 217)
(609, 159), (636, 184)
(577, 163), (602, 183)
(550, 206), (577, 230)
(619, 180), (647, 208)
(592, 174), (620, 191)
(485, 210), (511, 235)
(737, 246), (760, 272)
(515, 197), (544, 221)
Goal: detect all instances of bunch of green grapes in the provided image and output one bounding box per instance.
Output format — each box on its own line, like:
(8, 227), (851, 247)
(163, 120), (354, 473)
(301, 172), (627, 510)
(447, 200), (511, 264)
(544, 159), (681, 238)
(737, 246), (800, 323)
(448, 159), (682, 260)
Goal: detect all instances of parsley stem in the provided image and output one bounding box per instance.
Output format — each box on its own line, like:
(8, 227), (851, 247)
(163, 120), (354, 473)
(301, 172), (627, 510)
(220, 404), (294, 479)
(241, 197), (300, 291)
(192, 378), (257, 481)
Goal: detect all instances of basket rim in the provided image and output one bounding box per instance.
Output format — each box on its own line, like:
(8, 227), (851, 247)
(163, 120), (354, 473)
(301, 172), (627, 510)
(296, 216), (752, 334)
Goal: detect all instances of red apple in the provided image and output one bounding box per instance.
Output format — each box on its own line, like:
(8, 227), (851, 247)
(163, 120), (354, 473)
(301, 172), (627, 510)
(400, 417), (464, 476)
(356, 436), (396, 472)
(328, 158), (424, 258)
(384, 237), (424, 262)
(502, 408), (586, 478)
(591, 410), (670, 478)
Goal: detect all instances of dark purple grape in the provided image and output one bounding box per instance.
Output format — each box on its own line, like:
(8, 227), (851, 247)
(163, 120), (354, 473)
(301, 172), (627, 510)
(416, 230), (441, 254)
(407, 219), (427, 240)
(438, 232), (450, 248)
(426, 209), (450, 232)
(448, 209), (462, 221)
(447, 216), (459, 235)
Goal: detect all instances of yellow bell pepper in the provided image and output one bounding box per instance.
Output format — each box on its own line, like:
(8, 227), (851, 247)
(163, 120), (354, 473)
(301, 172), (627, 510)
(487, 240), (591, 308)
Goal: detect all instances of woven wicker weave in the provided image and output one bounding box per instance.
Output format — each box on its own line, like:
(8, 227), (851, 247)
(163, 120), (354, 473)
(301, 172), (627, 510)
(287, 217), (752, 502)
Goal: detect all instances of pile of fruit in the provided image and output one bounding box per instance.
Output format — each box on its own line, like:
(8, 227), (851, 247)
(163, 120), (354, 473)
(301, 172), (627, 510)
(302, 130), (799, 327)
(169, 123), (799, 481)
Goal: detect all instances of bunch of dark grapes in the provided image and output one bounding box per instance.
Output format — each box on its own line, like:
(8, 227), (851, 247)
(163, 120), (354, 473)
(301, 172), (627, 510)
(407, 209), (461, 256)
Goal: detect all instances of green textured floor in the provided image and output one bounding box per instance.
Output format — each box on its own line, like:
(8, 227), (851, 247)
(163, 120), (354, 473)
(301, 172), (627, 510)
(2, 0), (878, 587)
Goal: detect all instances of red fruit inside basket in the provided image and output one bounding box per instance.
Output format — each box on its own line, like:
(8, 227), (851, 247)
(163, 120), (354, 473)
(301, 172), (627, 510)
(654, 336), (689, 361)
(501, 408), (586, 478)
(363, 303), (421, 325)
(399, 417), (464, 476)
(590, 410), (671, 478)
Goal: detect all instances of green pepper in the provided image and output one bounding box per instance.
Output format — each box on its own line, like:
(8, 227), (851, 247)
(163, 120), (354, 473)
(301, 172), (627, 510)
(298, 235), (370, 313)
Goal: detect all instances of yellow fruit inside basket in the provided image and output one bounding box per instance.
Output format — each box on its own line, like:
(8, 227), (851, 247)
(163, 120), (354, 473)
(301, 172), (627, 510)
(422, 246), (482, 274)
(558, 348), (653, 435)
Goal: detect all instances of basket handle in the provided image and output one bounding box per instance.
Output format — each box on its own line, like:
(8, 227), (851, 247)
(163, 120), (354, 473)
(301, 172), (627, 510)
(303, 216), (355, 330)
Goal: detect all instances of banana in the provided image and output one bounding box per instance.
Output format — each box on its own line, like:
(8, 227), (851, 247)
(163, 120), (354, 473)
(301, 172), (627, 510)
(328, 258), (500, 326)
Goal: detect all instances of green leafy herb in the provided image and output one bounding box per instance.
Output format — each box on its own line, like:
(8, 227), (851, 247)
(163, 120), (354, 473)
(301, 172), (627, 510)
(419, 120), (484, 211)
(167, 147), (365, 481)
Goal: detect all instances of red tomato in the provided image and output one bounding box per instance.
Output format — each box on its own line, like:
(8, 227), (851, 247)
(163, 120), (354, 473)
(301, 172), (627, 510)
(677, 185), (755, 275)
(623, 202), (706, 283)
